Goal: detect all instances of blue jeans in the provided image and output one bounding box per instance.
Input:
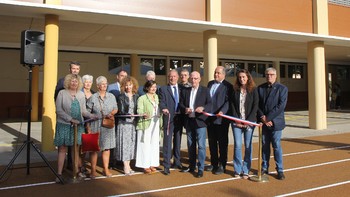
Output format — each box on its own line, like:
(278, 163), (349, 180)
(186, 119), (207, 172)
(232, 124), (254, 175)
(261, 128), (284, 173)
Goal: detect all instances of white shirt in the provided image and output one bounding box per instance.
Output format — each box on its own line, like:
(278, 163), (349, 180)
(189, 87), (198, 117)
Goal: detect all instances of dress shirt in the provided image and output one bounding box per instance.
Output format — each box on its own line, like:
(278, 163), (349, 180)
(189, 87), (198, 117)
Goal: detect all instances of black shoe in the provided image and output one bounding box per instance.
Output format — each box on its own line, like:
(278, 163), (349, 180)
(163, 168), (170, 175)
(277, 172), (285, 180)
(196, 170), (203, 178)
(205, 165), (213, 172)
(214, 165), (224, 175)
(261, 169), (269, 175)
(171, 164), (183, 170)
(180, 166), (195, 173)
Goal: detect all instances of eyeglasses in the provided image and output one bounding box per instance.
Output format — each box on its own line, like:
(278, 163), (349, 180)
(265, 74), (276, 76)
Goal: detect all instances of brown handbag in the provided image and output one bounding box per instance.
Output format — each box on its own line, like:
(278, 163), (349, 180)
(99, 97), (115, 129)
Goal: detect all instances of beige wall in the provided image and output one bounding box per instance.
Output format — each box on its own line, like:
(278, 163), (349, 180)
(328, 4), (350, 37)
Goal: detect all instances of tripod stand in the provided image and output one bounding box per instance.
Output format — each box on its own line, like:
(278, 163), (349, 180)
(0, 64), (64, 184)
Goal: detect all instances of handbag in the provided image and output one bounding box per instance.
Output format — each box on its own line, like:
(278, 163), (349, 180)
(102, 116), (115, 129)
(99, 98), (115, 129)
(81, 132), (100, 152)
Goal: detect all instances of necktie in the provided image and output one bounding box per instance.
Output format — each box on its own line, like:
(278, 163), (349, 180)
(173, 86), (179, 111)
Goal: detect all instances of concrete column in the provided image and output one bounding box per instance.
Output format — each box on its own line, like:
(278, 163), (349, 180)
(130, 54), (139, 79)
(273, 61), (281, 83)
(203, 30), (218, 84)
(313, 0), (329, 35)
(206, 0), (221, 22)
(42, 14), (59, 151)
(307, 41), (327, 130)
(31, 66), (39, 121)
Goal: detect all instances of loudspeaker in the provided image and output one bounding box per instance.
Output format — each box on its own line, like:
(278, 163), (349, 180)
(20, 30), (45, 65)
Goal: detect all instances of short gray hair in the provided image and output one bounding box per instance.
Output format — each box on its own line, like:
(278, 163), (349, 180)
(82, 74), (93, 83)
(96, 76), (107, 86)
(145, 70), (156, 79)
(265, 67), (277, 74)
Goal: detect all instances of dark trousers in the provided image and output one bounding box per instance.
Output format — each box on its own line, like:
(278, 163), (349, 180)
(163, 115), (182, 168)
(207, 123), (230, 168)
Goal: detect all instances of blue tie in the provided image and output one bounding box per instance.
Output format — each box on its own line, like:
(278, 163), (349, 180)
(173, 86), (178, 111)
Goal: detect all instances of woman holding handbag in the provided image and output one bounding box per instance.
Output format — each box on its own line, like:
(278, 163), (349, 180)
(136, 80), (162, 174)
(54, 74), (95, 182)
(115, 76), (139, 175)
(87, 76), (118, 178)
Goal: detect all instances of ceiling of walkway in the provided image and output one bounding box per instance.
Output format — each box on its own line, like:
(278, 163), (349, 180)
(1, 2), (350, 63)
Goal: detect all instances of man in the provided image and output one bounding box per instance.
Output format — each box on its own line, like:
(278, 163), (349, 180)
(179, 71), (212, 178)
(206, 66), (233, 174)
(179, 68), (192, 89)
(107, 69), (128, 98)
(159, 70), (183, 175)
(54, 61), (81, 171)
(257, 67), (288, 180)
(138, 70), (157, 96)
(54, 61), (80, 101)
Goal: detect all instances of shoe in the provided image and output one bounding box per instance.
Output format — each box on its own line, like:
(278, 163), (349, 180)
(144, 168), (152, 174)
(214, 165), (224, 175)
(205, 165), (213, 172)
(102, 171), (113, 178)
(196, 170), (203, 178)
(180, 166), (195, 173)
(242, 173), (249, 180)
(277, 172), (285, 180)
(163, 168), (170, 175)
(89, 174), (96, 180)
(150, 167), (157, 173)
(261, 169), (269, 175)
(171, 164), (183, 170)
(77, 172), (87, 178)
(55, 174), (64, 184)
(233, 172), (240, 178)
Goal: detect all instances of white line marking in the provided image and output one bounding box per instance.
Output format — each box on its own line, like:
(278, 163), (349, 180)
(110, 158), (350, 197)
(0, 145), (349, 192)
(275, 180), (350, 197)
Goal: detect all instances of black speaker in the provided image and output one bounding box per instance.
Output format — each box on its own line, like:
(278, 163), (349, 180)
(20, 30), (45, 65)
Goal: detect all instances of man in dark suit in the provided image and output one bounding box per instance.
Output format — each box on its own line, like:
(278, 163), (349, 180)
(257, 67), (288, 180)
(206, 66), (233, 174)
(159, 69), (183, 175)
(179, 71), (212, 178)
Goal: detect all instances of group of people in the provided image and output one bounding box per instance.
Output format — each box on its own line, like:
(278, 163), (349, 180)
(53, 61), (288, 183)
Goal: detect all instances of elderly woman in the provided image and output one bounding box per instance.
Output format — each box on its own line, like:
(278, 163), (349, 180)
(136, 80), (162, 174)
(87, 76), (118, 178)
(115, 76), (139, 175)
(230, 69), (259, 179)
(54, 74), (94, 182)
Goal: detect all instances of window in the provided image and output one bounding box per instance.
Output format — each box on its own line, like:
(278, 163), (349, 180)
(154, 58), (166, 75)
(336, 66), (350, 80)
(248, 62), (266, 77)
(170, 58), (193, 73)
(287, 64), (304, 79)
(108, 55), (130, 74)
(223, 61), (244, 76)
(140, 58), (153, 75)
(280, 64), (286, 78)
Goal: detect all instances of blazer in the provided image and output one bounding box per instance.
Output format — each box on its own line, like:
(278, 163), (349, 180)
(207, 79), (233, 124)
(159, 84), (180, 125)
(257, 82), (288, 131)
(231, 87), (259, 123)
(116, 92), (139, 123)
(179, 86), (212, 128)
(136, 94), (163, 130)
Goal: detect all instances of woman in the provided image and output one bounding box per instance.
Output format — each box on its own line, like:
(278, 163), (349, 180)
(80, 74), (95, 176)
(136, 80), (162, 174)
(87, 76), (118, 178)
(54, 74), (94, 182)
(231, 69), (259, 179)
(115, 76), (139, 175)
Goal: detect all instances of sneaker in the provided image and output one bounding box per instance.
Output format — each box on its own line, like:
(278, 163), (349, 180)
(233, 172), (240, 178)
(242, 174), (249, 179)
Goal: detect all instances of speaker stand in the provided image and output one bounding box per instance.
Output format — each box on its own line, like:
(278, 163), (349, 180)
(0, 64), (64, 184)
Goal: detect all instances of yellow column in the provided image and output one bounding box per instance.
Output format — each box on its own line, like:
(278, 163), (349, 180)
(273, 61), (281, 83)
(130, 54), (139, 79)
(313, 0), (329, 35)
(206, 0), (221, 22)
(203, 30), (218, 83)
(31, 66), (39, 121)
(307, 41), (327, 130)
(42, 14), (59, 151)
